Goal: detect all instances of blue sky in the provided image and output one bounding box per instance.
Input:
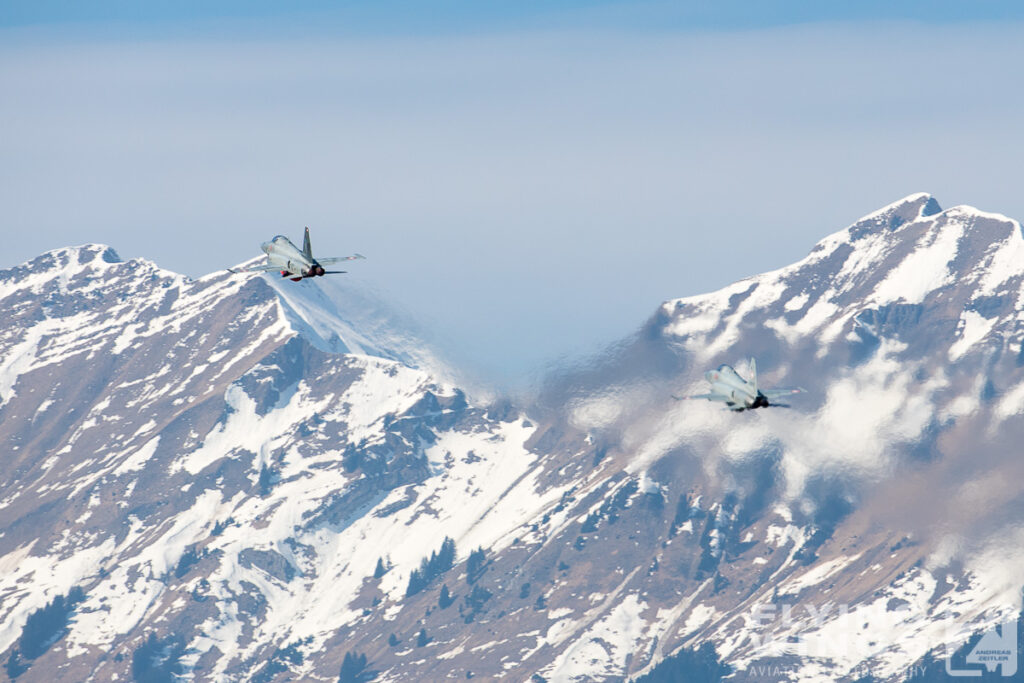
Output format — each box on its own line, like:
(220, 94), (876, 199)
(6, 1), (1024, 32)
(3, 3), (1024, 388)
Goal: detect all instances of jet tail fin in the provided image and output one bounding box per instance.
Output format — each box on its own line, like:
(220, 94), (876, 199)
(302, 226), (313, 259)
(749, 357), (758, 394)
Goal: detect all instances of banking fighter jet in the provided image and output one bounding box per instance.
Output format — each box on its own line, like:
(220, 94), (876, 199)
(675, 358), (803, 411)
(229, 227), (364, 281)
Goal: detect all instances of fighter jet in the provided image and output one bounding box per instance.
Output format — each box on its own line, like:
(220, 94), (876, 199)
(229, 227), (364, 281)
(674, 358), (803, 411)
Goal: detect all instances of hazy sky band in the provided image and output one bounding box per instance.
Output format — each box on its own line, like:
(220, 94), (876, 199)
(3, 8), (1024, 386)
(7, 0), (1024, 33)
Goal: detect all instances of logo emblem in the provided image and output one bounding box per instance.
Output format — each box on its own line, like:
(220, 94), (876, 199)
(947, 622), (1018, 677)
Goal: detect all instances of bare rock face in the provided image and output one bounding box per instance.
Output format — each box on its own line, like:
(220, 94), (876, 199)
(2, 194), (1024, 682)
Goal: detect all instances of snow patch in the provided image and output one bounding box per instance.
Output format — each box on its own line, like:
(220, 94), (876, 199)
(948, 310), (997, 361)
(114, 436), (161, 476)
(871, 217), (962, 304)
(543, 594), (648, 681)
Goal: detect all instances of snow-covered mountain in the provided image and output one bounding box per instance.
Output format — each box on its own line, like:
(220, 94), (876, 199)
(541, 192), (1024, 679)
(2, 194), (1023, 682)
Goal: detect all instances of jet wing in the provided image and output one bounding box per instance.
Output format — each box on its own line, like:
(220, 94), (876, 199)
(318, 254), (366, 265)
(762, 387), (804, 399)
(672, 393), (731, 402)
(228, 264), (280, 274)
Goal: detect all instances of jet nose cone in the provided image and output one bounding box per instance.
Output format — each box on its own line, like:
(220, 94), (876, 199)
(705, 370), (716, 382)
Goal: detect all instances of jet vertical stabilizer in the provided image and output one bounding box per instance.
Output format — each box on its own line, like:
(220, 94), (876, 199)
(302, 226), (313, 259)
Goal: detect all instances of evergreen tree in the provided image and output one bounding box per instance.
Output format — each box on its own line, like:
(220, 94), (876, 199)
(5, 651), (26, 680)
(438, 537), (456, 571)
(416, 628), (430, 647)
(258, 465), (276, 496)
(466, 547), (487, 584)
(338, 651), (370, 683)
(465, 584), (492, 617)
(634, 642), (730, 683)
(373, 557), (387, 579)
(132, 632), (187, 683)
(175, 546), (204, 579)
(405, 568), (424, 597)
(17, 587), (86, 661)
(439, 584), (454, 609)
(405, 537), (457, 597)
(387, 633), (399, 647)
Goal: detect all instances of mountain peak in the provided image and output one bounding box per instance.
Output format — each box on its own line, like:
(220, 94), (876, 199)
(872, 191), (940, 217)
(661, 192), (1024, 364)
(31, 244), (122, 271)
(0, 244), (128, 299)
(942, 203), (1023, 231)
(846, 192), (941, 240)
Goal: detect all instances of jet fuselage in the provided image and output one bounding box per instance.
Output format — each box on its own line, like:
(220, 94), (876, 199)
(705, 365), (769, 410)
(261, 235), (325, 281)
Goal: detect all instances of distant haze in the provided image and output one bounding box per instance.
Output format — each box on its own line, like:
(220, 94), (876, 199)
(3, 20), (1024, 387)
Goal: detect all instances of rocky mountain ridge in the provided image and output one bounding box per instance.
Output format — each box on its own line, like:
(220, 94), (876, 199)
(1, 194), (1023, 681)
